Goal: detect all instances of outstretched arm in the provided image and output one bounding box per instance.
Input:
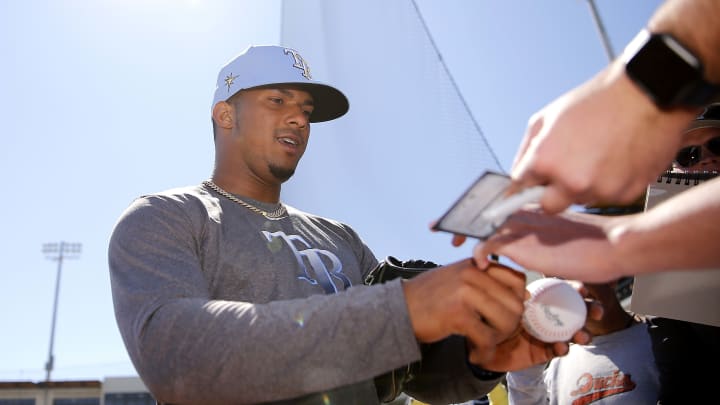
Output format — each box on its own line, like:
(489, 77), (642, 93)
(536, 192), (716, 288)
(475, 177), (720, 281)
(510, 0), (720, 213)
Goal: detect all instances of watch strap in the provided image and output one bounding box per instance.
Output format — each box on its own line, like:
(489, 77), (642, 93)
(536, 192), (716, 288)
(623, 28), (720, 109)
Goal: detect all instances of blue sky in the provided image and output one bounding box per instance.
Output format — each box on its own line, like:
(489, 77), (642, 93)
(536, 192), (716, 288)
(0, 0), (661, 382)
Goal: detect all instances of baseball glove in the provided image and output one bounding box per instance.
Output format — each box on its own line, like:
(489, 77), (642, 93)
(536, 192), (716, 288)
(364, 256), (440, 286)
(365, 256), (440, 403)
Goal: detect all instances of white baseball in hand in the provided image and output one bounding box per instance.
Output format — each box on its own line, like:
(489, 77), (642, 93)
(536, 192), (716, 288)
(522, 278), (587, 343)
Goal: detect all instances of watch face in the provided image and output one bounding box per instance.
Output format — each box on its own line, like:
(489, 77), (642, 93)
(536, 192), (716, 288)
(626, 34), (702, 108)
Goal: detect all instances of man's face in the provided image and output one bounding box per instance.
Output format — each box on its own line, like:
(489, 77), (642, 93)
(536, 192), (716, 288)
(228, 86), (314, 183)
(673, 127), (720, 172)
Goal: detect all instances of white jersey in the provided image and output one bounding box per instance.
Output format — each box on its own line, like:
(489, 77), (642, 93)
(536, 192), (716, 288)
(507, 322), (659, 405)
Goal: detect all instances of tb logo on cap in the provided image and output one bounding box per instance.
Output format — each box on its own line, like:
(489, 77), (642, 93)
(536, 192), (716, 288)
(284, 48), (312, 80)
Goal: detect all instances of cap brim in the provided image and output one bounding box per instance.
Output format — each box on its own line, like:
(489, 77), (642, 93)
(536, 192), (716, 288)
(249, 82), (348, 123)
(297, 83), (349, 123)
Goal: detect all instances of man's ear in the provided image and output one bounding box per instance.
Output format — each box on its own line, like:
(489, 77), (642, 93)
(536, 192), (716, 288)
(212, 101), (235, 130)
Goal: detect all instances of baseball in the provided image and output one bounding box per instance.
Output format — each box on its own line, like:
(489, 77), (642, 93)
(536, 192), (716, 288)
(522, 277), (587, 343)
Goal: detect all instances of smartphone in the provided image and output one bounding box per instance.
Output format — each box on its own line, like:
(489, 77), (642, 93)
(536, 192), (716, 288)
(433, 171), (544, 240)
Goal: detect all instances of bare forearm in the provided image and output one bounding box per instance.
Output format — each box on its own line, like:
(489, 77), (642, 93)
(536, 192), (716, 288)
(611, 177), (720, 274)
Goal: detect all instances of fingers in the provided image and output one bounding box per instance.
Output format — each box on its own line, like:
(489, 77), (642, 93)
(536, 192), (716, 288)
(403, 258), (527, 356)
(472, 209), (541, 262)
(485, 262), (527, 300)
(539, 184), (574, 215)
(428, 219), (468, 247)
(464, 320), (498, 365)
(587, 298), (604, 322)
(459, 266), (525, 337)
(570, 329), (592, 346)
(510, 111), (545, 178)
(551, 341), (570, 357)
(473, 242), (504, 269)
(451, 234), (467, 247)
(473, 245), (491, 268)
(465, 336), (497, 365)
(473, 236), (523, 270)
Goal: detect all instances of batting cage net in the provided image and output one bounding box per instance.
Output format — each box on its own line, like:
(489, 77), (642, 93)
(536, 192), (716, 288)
(280, 0), (502, 263)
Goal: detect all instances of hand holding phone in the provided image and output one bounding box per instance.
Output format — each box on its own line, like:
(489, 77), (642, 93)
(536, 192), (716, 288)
(432, 171), (545, 240)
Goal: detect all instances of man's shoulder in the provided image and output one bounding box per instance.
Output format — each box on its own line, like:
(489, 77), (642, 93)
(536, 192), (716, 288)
(139, 183), (206, 200)
(122, 183), (216, 217)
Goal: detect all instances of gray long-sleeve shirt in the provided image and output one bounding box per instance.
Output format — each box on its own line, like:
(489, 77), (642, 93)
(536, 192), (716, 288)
(108, 184), (500, 404)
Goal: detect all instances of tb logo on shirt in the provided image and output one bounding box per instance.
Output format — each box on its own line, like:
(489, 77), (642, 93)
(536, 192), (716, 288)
(262, 231), (352, 294)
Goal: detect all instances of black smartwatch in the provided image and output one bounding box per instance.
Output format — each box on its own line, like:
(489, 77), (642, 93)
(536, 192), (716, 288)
(623, 29), (720, 110)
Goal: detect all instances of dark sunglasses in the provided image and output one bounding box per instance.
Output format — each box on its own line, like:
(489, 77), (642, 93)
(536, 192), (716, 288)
(674, 136), (720, 168)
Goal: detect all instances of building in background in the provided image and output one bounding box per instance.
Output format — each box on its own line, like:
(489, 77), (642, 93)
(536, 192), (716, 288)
(0, 377), (152, 405)
(101, 377), (153, 405)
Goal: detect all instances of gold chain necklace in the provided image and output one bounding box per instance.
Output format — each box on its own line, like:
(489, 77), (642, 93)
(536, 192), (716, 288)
(202, 180), (287, 220)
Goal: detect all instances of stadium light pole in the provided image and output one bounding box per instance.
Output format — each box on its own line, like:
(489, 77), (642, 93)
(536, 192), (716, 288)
(42, 241), (82, 382)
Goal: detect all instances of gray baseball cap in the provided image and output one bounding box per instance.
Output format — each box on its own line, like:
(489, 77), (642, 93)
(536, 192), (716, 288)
(211, 45), (349, 123)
